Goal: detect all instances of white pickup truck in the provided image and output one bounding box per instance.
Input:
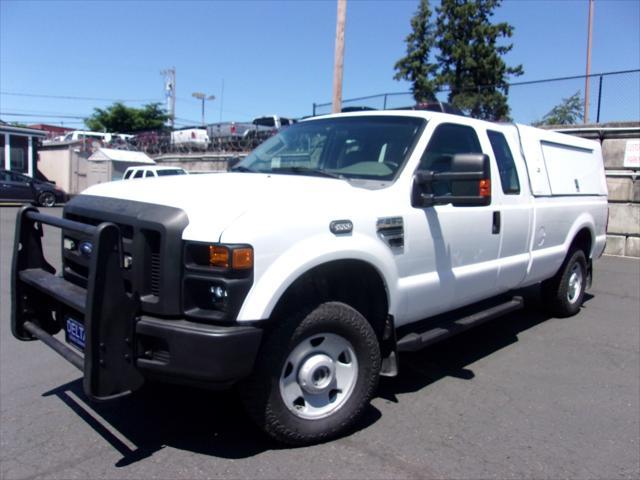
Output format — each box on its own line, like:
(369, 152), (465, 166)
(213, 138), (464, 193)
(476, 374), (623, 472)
(11, 111), (608, 445)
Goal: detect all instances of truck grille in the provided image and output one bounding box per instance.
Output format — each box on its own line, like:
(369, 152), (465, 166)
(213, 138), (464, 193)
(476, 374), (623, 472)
(61, 196), (189, 317)
(64, 214), (161, 298)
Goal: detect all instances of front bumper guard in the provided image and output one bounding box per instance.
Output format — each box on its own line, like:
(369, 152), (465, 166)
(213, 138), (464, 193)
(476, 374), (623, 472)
(11, 206), (264, 401)
(12, 206), (144, 400)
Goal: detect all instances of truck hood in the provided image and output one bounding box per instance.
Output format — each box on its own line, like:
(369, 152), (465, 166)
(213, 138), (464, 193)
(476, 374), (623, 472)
(80, 172), (363, 241)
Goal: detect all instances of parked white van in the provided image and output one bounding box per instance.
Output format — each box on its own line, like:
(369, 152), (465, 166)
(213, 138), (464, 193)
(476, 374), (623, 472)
(61, 131), (134, 144)
(122, 165), (188, 180)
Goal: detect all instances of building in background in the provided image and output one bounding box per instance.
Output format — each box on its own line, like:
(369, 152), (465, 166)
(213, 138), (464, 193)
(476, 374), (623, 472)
(87, 148), (155, 186)
(28, 124), (75, 140)
(0, 122), (47, 177)
(38, 140), (89, 195)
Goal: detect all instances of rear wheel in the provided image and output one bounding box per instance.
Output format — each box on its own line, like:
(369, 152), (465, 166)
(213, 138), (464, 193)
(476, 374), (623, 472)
(38, 191), (56, 207)
(240, 302), (381, 445)
(541, 249), (587, 317)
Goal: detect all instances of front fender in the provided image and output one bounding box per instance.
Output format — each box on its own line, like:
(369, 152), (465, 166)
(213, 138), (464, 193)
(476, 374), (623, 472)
(236, 232), (402, 322)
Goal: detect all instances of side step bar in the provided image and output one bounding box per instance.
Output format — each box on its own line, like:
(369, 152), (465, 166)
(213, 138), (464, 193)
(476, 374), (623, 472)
(397, 296), (524, 352)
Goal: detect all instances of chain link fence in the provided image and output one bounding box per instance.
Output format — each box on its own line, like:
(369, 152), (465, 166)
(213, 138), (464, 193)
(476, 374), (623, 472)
(312, 69), (640, 124)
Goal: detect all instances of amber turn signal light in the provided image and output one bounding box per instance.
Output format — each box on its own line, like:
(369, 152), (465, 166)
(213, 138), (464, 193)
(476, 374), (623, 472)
(479, 179), (491, 197)
(232, 247), (254, 270)
(208, 245), (253, 270)
(209, 245), (230, 268)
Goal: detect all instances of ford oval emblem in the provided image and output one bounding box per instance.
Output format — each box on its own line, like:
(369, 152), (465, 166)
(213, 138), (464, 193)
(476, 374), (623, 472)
(79, 241), (93, 257)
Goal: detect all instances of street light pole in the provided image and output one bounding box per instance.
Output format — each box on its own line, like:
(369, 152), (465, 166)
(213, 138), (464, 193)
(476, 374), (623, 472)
(192, 92), (216, 126)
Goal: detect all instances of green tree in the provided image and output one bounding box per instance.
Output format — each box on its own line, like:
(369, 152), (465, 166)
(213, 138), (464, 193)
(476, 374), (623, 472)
(435, 0), (523, 120)
(534, 91), (583, 126)
(85, 102), (169, 133)
(393, 0), (438, 103)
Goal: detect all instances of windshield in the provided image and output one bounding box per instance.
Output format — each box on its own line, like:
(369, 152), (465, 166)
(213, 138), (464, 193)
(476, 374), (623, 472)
(236, 116), (425, 181)
(157, 169), (186, 176)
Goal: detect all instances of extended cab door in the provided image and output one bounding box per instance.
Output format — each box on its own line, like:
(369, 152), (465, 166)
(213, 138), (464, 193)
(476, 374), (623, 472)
(403, 122), (502, 320)
(484, 128), (532, 289)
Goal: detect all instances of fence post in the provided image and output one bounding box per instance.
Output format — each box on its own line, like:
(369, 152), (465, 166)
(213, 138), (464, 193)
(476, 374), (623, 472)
(596, 75), (603, 124)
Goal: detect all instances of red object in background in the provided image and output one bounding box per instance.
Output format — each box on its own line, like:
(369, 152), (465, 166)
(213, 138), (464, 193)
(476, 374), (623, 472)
(28, 124), (75, 139)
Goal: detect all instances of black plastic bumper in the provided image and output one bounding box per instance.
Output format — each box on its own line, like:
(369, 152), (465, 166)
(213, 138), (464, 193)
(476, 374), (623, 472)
(11, 206), (262, 400)
(135, 317), (262, 387)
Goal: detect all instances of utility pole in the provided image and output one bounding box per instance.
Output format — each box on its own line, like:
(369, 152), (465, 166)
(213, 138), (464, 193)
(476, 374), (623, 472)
(219, 79), (225, 122)
(584, 0), (594, 124)
(332, 0), (347, 113)
(192, 92), (215, 126)
(161, 67), (176, 128)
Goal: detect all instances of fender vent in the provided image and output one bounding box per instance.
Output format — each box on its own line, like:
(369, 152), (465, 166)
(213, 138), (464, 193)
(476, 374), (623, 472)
(377, 217), (404, 249)
(150, 252), (161, 296)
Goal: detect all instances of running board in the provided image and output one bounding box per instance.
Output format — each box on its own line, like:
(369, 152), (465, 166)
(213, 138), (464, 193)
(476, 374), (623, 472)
(396, 296), (524, 352)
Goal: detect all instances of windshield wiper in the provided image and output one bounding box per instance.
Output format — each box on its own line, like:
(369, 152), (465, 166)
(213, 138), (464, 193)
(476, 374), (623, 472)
(271, 167), (346, 180)
(231, 165), (255, 173)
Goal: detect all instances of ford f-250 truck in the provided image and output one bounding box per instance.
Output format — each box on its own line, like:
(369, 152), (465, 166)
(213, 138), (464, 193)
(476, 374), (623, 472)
(11, 111), (608, 445)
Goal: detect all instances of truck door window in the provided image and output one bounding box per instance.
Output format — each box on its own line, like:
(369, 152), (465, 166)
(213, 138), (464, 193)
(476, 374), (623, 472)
(144, 170), (154, 178)
(487, 130), (520, 194)
(419, 123), (483, 196)
(420, 123), (482, 170)
(133, 170), (144, 179)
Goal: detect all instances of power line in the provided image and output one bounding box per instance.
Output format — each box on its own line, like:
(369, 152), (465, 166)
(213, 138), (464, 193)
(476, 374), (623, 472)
(1, 112), (87, 119)
(174, 116), (202, 124)
(3, 108), (89, 116)
(0, 91), (160, 102)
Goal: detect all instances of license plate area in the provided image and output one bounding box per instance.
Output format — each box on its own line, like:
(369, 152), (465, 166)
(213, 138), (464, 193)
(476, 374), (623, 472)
(65, 316), (86, 351)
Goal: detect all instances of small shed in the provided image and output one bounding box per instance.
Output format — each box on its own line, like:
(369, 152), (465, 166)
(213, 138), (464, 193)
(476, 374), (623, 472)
(87, 148), (155, 186)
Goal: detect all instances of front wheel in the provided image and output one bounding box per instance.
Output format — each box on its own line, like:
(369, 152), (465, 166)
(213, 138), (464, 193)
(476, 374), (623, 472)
(541, 249), (588, 317)
(37, 191), (56, 207)
(240, 302), (381, 445)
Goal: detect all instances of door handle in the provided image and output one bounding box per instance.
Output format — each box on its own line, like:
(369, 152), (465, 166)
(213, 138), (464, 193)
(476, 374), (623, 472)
(492, 211), (501, 235)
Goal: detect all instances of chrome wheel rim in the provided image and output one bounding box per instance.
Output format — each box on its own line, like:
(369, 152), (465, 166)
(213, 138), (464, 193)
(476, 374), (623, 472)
(567, 263), (583, 304)
(279, 333), (358, 420)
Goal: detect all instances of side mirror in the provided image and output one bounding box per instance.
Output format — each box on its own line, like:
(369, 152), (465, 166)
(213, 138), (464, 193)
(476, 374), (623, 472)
(411, 153), (491, 208)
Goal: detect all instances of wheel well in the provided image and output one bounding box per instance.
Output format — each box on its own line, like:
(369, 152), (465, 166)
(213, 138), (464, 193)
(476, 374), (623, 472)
(570, 228), (593, 258)
(270, 260), (389, 340)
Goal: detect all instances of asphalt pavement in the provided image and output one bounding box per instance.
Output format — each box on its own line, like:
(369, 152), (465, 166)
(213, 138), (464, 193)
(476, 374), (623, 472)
(1, 206), (638, 479)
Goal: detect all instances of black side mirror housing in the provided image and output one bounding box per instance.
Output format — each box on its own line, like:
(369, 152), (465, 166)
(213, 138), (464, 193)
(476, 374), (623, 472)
(411, 153), (491, 208)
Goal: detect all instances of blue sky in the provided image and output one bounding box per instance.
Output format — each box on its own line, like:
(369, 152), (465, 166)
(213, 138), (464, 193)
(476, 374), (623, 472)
(1, 0), (638, 128)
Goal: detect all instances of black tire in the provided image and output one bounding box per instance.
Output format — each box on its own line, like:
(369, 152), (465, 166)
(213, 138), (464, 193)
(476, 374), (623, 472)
(38, 191), (56, 207)
(240, 302), (381, 446)
(541, 249), (588, 317)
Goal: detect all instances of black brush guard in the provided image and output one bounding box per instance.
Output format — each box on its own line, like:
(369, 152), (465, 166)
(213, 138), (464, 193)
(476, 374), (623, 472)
(11, 206), (144, 401)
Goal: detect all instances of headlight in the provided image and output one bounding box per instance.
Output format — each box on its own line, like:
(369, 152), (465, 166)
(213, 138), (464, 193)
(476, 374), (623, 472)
(182, 242), (254, 323)
(208, 245), (253, 270)
(185, 243), (253, 271)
